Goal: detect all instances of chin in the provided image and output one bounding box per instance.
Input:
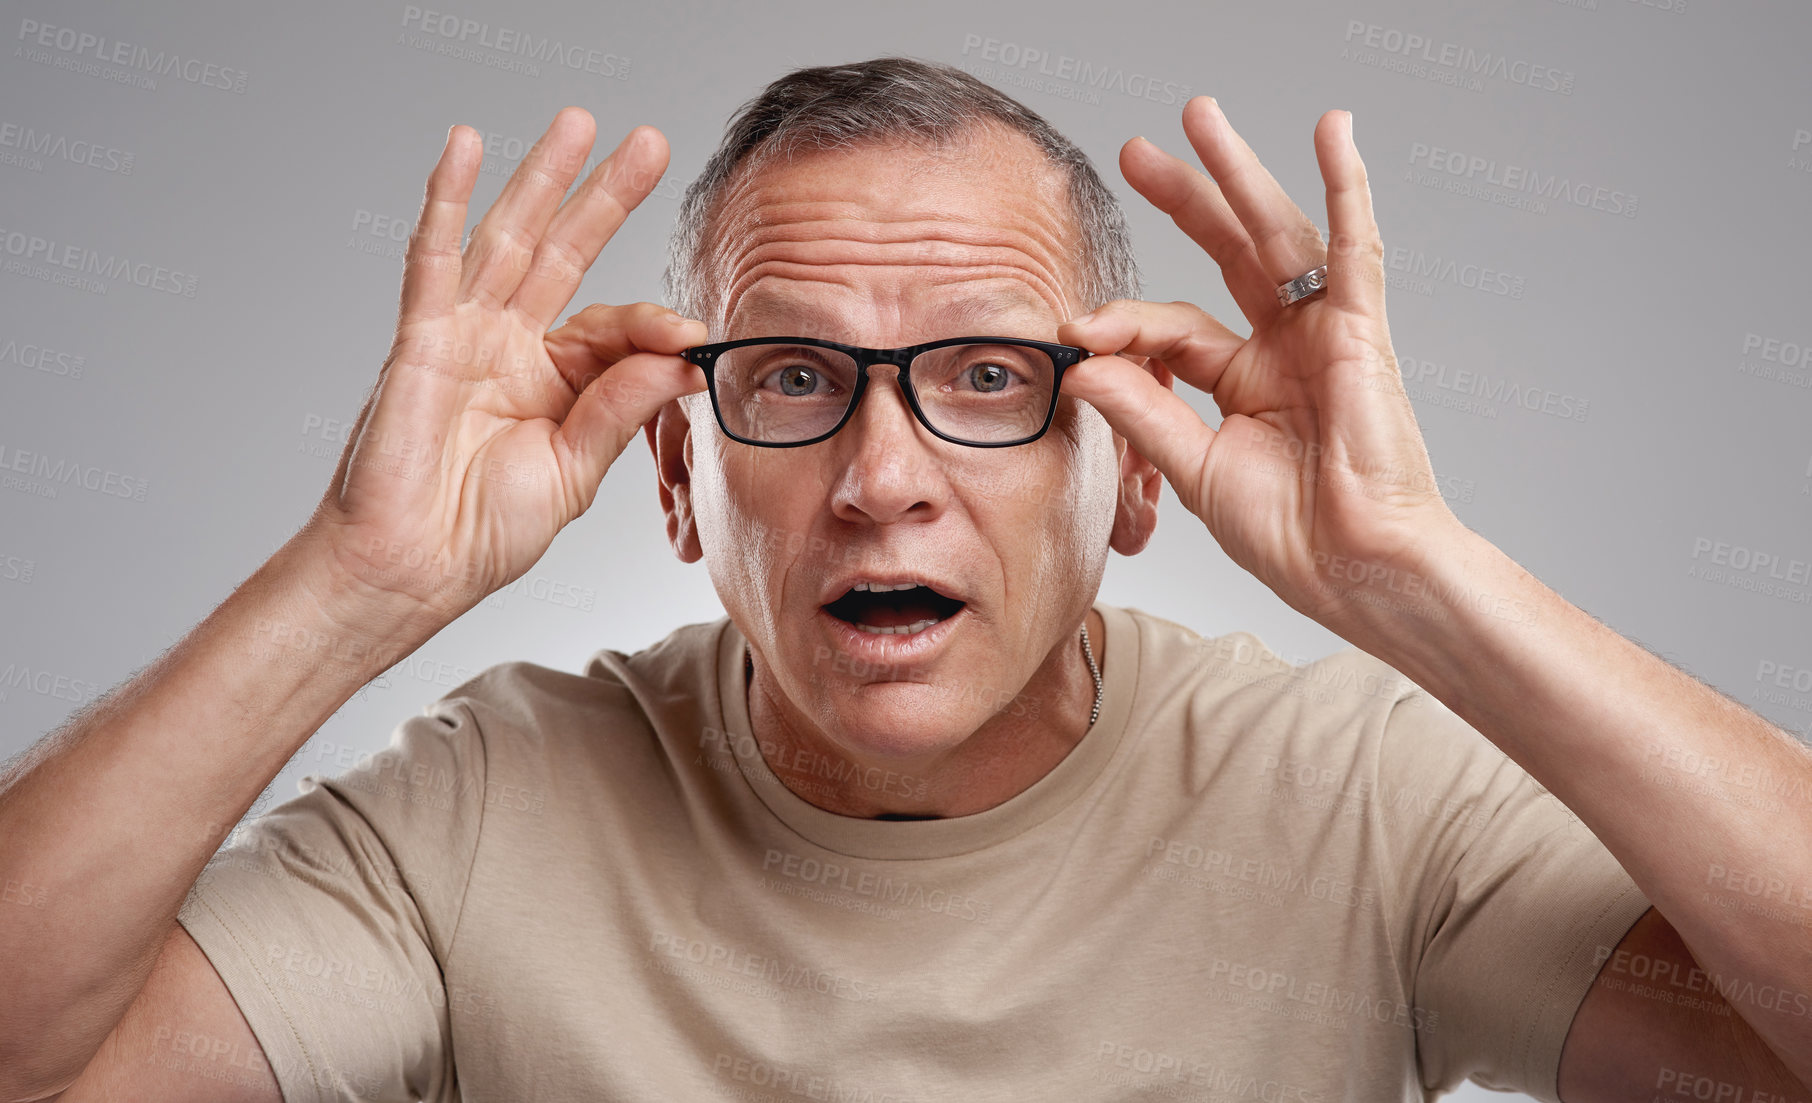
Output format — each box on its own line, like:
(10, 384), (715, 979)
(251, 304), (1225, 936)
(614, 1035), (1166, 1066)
(818, 685), (982, 763)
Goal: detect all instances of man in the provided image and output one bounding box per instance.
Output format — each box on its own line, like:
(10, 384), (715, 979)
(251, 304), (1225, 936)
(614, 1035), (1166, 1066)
(0, 57), (1807, 1101)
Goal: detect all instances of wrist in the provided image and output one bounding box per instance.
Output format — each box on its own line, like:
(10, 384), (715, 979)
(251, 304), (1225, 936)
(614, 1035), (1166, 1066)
(1311, 522), (1546, 691)
(245, 536), (451, 685)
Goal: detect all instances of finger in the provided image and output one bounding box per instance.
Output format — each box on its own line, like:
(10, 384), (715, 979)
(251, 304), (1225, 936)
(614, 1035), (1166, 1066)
(1181, 96), (1327, 286)
(399, 125), (481, 325)
(543, 301), (707, 397)
(1061, 353), (1216, 507)
(1059, 299), (1246, 396)
(1312, 110), (1386, 316)
(457, 106), (597, 312)
(551, 351), (707, 503)
(1119, 136), (1278, 328)
(508, 125), (672, 331)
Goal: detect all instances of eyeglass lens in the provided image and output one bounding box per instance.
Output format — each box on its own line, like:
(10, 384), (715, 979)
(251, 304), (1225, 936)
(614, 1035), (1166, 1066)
(710, 342), (1057, 444)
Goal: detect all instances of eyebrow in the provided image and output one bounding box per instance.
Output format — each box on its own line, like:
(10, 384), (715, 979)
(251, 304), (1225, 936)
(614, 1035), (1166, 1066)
(729, 288), (1051, 342)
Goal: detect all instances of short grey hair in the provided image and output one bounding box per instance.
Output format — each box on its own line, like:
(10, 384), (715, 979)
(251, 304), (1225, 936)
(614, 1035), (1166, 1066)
(662, 56), (1140, 327)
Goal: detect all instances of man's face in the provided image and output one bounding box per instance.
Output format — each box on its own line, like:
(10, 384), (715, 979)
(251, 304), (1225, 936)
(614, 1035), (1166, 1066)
(662, 127), (1141, 765)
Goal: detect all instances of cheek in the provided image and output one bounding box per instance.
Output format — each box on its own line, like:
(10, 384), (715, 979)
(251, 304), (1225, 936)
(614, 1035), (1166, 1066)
(963, 408), (1116, 531)
(694, 439), (825, 576)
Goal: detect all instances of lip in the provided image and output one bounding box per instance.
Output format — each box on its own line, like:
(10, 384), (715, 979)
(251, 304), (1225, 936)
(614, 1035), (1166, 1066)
(815, 603), (968, 669)
(816, 571), (970, 607)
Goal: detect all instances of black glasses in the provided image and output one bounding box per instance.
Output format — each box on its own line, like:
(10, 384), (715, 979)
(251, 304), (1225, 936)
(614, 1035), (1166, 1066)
(682, 336), (1088, 448)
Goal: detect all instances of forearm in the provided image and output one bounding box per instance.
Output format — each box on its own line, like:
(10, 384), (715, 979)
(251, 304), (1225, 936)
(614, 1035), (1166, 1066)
(1332, 523), (1812, 1080)
(0, 537), (435, 1090)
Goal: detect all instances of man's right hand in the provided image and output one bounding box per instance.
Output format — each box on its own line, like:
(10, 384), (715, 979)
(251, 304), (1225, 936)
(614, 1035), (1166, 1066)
(299, 106), (706, 637)
(0, 110), (706, 1103)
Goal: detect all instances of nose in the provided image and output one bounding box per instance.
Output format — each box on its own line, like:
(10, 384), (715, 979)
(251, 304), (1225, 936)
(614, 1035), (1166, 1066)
(827, 364), (946, 526)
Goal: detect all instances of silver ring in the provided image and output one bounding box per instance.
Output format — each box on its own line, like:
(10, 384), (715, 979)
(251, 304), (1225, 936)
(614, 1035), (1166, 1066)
(1276, 265), (1328, 307)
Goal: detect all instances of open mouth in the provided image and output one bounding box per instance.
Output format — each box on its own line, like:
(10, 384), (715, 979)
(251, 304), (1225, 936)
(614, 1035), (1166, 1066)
(822, 582), (967, 636)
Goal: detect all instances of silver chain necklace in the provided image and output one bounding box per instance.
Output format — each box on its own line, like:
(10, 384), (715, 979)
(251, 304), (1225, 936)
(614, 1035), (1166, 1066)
(1080, 623), (1102, 728)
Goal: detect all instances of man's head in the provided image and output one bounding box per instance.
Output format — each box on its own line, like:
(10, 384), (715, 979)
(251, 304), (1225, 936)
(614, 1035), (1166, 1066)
(645, 58), (1165, 774)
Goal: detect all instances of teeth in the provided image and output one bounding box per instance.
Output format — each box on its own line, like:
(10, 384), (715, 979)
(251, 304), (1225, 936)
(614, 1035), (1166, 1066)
(852, 580), (921, 593)
(853, 618), (938, 635)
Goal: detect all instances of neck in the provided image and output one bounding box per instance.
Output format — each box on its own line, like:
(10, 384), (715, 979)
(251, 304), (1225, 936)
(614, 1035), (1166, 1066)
(745, 607), (1106, 818)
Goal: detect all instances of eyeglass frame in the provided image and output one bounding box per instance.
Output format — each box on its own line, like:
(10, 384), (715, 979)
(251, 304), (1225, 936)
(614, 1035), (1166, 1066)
(681, 336), (1090, 449)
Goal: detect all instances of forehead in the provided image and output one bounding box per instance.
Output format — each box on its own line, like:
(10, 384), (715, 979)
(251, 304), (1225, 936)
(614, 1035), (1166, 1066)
(704, 126), (1083, 339)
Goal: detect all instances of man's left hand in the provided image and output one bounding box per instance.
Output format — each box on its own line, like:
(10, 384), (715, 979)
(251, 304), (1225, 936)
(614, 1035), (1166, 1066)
(1058, 96), (1458, 636)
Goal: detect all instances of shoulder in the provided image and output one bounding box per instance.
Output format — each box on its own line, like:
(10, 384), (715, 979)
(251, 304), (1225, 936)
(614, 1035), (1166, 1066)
(1117, 604), (1420, 720)
(400, 615), (732, 766)
(1112, 604), (1511, 786)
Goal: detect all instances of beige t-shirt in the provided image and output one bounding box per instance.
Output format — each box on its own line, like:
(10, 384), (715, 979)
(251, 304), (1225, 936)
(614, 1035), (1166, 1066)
(178, 602), (1651, 1102)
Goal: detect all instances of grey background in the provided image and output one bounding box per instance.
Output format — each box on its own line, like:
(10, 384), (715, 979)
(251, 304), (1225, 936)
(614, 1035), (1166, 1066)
(3, 0), (1809, 1097)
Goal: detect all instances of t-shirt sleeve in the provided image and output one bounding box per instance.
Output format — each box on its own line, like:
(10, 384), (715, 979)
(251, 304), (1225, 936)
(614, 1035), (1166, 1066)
(1373, 686), (1653, 1101)
(176, 696), (489, 1103)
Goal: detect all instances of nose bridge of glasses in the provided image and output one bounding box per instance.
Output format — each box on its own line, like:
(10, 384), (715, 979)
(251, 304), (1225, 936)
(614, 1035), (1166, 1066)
(849, 357), (929, 437)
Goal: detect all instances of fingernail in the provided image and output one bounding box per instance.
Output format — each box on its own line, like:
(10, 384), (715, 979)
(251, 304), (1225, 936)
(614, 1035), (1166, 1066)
(1070, 311), (1097, 326)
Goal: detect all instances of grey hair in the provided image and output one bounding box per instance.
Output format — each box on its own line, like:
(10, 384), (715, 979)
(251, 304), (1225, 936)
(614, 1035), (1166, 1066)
(662, 56), (1140, 326)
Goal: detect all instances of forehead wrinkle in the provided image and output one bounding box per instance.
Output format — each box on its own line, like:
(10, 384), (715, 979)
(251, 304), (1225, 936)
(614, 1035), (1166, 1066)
(723, 265), (1066, 342)
(736, 203), (1072, 254)
(723, 208), (1075, 297)
(699, 136), (1085, 329)
(731, 232), (1067, 278)
(715, 230), (1075, 323)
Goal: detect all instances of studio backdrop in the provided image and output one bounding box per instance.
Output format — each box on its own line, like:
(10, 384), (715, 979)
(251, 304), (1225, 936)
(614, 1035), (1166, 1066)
(3, 2), (1809, 1100)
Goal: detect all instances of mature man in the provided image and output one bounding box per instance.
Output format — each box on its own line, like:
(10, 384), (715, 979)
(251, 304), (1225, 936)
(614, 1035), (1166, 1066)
(1, 57), (1808, 1102)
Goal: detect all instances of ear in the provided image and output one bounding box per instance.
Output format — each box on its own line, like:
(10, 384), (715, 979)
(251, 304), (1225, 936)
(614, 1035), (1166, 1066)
(1108, 355), (1168, 556)
(644, 397), (703, 563)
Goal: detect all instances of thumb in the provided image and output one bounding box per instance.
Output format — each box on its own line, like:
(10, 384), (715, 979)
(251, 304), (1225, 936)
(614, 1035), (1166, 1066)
(552, 352), (707, 496)
(1063, 353), (1216, 506)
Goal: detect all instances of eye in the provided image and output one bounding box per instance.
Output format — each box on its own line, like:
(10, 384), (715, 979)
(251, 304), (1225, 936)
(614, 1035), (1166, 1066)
(965, 361), (1014, 393)
(775, 364), (819, 396)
